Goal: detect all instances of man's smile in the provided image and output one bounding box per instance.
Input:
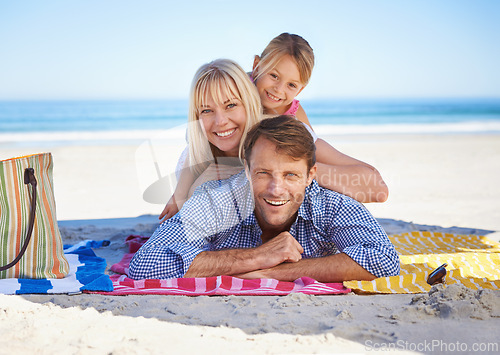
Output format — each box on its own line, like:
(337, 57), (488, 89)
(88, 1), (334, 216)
(264, 198), (289, 206)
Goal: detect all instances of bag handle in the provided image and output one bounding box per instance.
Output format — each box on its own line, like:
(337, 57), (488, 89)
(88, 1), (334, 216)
(0, 168), (37, 272)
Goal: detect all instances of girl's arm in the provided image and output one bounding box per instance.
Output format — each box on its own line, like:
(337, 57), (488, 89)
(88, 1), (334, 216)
(296, 103), (387, 202)
(296, 103), (388, 202)
(315, 138), (389, 203)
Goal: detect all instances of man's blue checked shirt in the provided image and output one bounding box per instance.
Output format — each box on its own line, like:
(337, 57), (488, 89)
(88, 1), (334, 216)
(129, 171), (400, 280)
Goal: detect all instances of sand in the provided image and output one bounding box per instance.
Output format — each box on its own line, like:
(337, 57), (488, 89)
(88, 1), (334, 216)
(1, 132), (499, 354)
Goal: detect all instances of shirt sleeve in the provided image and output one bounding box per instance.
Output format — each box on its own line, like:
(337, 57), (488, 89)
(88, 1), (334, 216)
(127, 223), (205, 279)
(128, 173), (253, 280)
(128, 191), (219, 280)
(328, 196), (400, 278)
(302, 122), (318, 142)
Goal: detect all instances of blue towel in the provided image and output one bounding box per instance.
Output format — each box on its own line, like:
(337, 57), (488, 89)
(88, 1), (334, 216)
(0, 240), (113, 295)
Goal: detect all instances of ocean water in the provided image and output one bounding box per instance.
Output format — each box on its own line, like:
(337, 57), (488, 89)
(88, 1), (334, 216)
(1, 98), (500, 144)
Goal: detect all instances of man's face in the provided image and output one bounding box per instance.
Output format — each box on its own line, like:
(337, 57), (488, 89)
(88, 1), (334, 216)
(246, 137), (316, 234)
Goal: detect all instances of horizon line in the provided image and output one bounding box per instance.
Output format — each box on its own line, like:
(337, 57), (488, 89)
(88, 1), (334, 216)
(1, 96), (500, 103)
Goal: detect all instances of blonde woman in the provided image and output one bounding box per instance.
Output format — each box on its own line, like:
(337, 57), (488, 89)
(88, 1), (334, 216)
(160, 59), (262, 221)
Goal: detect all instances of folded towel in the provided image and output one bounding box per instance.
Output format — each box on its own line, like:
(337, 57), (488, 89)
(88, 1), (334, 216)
(345, 231), (500, 294)
(109, 235), (148, 275)
(0, 240), (113, 295)
(93, 274), (350, 296)
(94, 235), (350, 296)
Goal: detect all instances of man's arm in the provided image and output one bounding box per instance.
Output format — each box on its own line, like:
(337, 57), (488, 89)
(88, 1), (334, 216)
(184, 232), (304, 277)
(234, 252), (375, 282)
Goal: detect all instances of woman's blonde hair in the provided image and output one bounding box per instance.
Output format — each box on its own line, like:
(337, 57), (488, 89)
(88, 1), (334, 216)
(187, 59), (262, 174)
(253, 33), (315, 85)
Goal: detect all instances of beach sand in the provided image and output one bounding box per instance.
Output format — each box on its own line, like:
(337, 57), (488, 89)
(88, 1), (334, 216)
(1, 133), (499, 354)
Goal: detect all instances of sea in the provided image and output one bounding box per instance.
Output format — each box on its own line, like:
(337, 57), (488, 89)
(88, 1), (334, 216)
(1, 98), (500, 146)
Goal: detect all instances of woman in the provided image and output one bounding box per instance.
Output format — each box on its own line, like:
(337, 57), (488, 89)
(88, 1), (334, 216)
(160, 59), (262, 221)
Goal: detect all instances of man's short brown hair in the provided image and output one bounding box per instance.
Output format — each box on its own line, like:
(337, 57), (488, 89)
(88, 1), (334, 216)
(243, 115), (316, 171)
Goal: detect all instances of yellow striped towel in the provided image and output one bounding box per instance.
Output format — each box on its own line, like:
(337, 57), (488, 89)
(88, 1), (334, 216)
(344, 231), (500, 294)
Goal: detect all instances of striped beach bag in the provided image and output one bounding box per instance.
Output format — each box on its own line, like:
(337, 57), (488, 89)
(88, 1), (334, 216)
(0, 153), (69, 279)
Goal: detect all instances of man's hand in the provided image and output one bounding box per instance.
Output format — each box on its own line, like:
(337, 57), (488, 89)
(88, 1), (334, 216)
(184, 232), (377, 282)
(254, 231), (304, 269)
(235, 253), (377, 283)
(184, 231), (304, 278)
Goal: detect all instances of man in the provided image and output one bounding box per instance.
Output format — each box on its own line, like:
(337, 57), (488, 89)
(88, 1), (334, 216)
(129, 116), (399, 282)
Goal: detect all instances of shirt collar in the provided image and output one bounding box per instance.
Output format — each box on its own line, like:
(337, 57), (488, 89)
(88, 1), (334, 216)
(242, 213), (258, 226)
(297, 179), (320, 222)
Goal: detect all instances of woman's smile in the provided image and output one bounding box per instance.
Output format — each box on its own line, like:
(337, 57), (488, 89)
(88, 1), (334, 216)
(214, 128), (237, 138)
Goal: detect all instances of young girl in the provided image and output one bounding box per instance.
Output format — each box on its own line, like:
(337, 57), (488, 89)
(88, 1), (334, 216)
(251, 33), (314, 128)
(251, 33), (388, 204)
(160, 34), (388, 221)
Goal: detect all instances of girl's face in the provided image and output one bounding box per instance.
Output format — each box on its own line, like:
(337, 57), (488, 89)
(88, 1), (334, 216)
(254, 55), (305, 114)
(198, 93), (247, 157)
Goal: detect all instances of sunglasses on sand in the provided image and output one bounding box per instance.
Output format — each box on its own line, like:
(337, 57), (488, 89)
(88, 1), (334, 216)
(427, 263), (448, 285)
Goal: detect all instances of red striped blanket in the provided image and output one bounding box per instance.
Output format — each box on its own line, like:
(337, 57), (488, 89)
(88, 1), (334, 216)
(87, 235), (350, 296)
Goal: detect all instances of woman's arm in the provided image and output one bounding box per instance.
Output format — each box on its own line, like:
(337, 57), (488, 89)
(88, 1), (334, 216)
(159, 161), (197, 223)
(314, 138), (389, 203)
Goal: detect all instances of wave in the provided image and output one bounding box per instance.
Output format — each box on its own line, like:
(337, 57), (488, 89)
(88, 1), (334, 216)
(1, 120), (499, 145)
(0, 125), (189, 145)
(313, 120), (500, 135)
(2, 99), (499, 133)
(303, 98), (500, 117)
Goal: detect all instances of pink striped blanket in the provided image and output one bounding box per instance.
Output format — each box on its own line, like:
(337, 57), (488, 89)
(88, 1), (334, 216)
(87, 235), (350, 296)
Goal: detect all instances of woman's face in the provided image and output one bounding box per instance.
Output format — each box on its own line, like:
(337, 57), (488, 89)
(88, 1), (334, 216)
(198, 93), (247, 157)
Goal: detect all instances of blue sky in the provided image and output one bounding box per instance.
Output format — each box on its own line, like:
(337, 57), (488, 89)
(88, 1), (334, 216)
(1, 0), (499, 100)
